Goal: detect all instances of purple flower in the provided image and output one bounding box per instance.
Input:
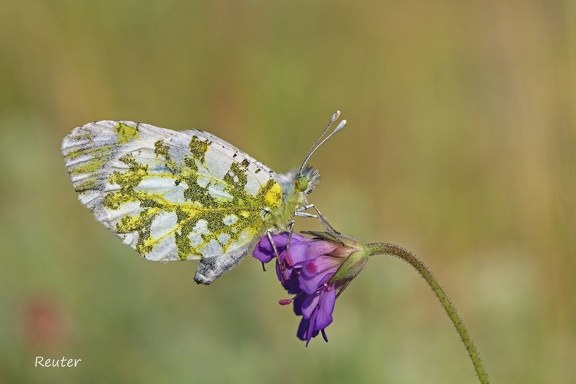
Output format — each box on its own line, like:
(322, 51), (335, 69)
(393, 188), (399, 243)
(253, 231), (368, 345)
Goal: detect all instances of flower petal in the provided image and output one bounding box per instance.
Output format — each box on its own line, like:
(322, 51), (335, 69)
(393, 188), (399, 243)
(252, 233), (307, 263)
(300, 291), (321, 319)
(295, 288), (335, 345)
(302, 256), (342, 278)
(321, 329), (329, 343)
(252, 237), (276, 263)
(307, 240), (339, 258)
(292, 292), (305, 316)
(314, 287), (336, 330)
(253, 245), (274, 263)
(296, 316), (312, 343)
(299, 265), (338, 295)
(298, 310), (321, 346)
(275, 261), (299, 294)
(284, 242), (313, 265)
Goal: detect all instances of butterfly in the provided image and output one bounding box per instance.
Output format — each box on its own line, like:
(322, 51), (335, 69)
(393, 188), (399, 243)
(61, 111), (346, 284)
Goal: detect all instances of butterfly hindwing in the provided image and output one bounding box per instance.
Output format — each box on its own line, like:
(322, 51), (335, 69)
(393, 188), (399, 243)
(62, 121), (285, 283)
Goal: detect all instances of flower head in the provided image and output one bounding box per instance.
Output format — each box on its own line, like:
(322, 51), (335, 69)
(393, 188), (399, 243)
(253, 231), (369, 345)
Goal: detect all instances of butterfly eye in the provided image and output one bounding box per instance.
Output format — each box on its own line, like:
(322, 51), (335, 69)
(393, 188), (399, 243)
(296, 176), (309, 193)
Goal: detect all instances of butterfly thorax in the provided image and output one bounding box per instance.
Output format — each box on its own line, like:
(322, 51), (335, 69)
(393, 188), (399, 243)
(270, 165), (320, 230)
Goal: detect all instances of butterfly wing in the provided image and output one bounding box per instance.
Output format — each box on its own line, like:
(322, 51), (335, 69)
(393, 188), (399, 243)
(62, 121), (284, 283)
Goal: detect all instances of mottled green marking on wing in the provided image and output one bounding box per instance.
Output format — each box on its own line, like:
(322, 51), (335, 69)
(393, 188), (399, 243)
(65, 145), (114, 194)
(68, 129), (94, 141)
(104, 133), (282, 260)
(189, 135), (210, 161)
(64, 122), (140, 195)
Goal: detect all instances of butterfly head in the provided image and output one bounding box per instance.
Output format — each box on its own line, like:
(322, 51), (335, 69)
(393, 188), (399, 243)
(295, 165), (320, 195)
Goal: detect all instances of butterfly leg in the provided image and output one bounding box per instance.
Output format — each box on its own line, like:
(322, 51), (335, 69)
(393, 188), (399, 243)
(265, 222), (296, 276)
(285, 220), (296, 249)
(265, 229), (285, 275)
(295, 204), (340, 234)
(266, 229), (281, 258)
(282, 221), (297, 276)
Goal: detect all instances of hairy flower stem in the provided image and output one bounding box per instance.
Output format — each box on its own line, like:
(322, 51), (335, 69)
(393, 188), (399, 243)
(367, 242), (490, 384)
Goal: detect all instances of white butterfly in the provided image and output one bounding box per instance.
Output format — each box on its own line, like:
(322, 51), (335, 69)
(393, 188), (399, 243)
(62, 112), (346, 284)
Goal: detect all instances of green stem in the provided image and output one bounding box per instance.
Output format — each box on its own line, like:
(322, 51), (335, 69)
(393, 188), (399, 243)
(366, 242), (489, 384)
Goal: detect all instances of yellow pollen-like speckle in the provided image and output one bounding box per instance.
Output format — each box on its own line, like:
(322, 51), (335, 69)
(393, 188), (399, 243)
(115, 122), (139, 144)
(263, 183), (282, 208)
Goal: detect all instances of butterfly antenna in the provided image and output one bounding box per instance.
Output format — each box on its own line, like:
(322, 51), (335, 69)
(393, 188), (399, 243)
(299, 111), (347, 175)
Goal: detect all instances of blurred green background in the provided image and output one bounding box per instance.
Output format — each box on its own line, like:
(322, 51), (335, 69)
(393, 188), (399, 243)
(1, 1), (574, 383)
